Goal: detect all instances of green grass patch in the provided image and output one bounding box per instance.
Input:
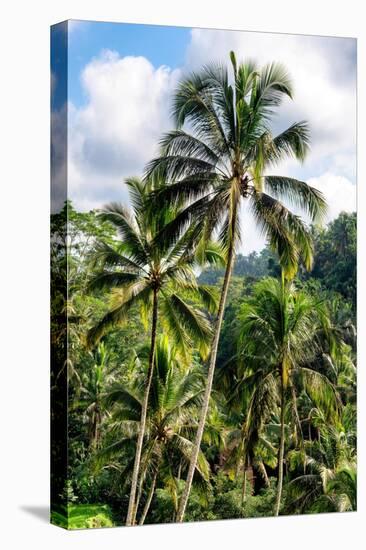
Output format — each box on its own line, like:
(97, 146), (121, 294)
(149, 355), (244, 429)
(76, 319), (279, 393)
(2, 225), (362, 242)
(51, 504), (115, 530)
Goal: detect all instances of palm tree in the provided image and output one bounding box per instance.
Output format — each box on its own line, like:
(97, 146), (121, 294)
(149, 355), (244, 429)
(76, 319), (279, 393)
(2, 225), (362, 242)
(286, 409), (356, 513)
(238, 277), (339, 515)
(97, 335), (210, 524)
(73, 342), (110, 449)
(87, 177), (221, 526)
(224, 382), (279, 506)
(145, 52), (327, 520)
(323, 463), (357, 512)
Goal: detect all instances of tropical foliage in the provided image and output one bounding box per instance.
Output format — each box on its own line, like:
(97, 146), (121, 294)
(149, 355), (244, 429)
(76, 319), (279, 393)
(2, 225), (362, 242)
(50, 52), (356, 529)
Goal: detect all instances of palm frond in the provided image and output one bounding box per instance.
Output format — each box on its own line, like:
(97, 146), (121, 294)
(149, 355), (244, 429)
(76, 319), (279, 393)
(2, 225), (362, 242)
(253, 62), (293, 115)
(104, 384), (142, 416)
(167, 293), (212, 346)
(250, 190), (313, 276)
(271, 122), (310, 162)
(172, 434), (210, 481)
(88, 271), (139, 292)
(171, 67), (232, 157)
(299, 367), (340, 420)
(89, 241), (144, 272)
(87, 283), (151, 347)
(265, 175), (327, 222)
(98, 202), (148, 264)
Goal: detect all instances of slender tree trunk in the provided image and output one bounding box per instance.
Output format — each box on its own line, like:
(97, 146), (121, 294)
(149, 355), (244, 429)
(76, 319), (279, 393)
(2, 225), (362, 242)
(172, 460), (183, 522)
(132, 445), (154, 524)
(176, 220), (236, 522)
(177, 460), (182, 482)
(133, 442), (159, 524)
(139, 469), (158, 526)
(235, 460), (241, 480)
(89, 407), (102, 450)
(235, 443), (244, 479)
(257, 460), (270, 488)
(133, 472), (145, 525)
(274, 380), (286, 516)
(126, 288), (159, 526)
(241, 458), (247, 507)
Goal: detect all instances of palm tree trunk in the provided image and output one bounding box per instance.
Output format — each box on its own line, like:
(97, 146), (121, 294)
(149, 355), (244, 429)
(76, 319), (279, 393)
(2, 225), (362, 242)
(235, 460), (241, 480)
(177, 460), (182, 482)
(275, 380), (286, 516)
(235, 442), (244, 479)
(241, 459), (247, 507)
(126, 288), (159, 526)
(176, 221), (236, 522)
(133, 442), (158, 524)
(133, 473), (145, 525)
(257, 460), (270, 488)
(139, 469), (158, 526)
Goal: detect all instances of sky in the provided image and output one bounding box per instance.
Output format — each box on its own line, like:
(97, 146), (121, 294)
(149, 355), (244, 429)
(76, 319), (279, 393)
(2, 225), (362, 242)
(57, 19), (356, 253)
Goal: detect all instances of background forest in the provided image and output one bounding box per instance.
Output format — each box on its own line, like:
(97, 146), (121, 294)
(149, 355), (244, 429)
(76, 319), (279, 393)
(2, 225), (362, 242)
(51, 202), (356, 528)
(51, 52), (357, 529)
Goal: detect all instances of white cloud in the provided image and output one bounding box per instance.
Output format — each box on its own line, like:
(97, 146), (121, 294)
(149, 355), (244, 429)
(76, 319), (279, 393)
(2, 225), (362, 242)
(234, 171), (356, 255)
(238, 203), (267, 254)
(307, 172), (356, 222)
(68, 50), (180, 209)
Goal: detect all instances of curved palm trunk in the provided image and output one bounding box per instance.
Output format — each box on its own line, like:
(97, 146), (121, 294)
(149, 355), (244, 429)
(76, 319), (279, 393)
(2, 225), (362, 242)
(126, 288), (159, 526)
(176, 224), (236, 522)
(275, 380), (286, 516)
(139, 469), (158, 526)
(257, 460), (270, 488)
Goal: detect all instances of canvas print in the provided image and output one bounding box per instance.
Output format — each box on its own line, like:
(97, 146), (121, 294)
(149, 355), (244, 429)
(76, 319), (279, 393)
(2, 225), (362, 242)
(51, 20), (357, 529)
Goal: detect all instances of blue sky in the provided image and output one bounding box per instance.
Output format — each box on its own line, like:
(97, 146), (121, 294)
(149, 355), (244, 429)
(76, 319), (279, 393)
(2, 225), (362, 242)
(54, 20), (357, 253)
(68, 21), (190, 107)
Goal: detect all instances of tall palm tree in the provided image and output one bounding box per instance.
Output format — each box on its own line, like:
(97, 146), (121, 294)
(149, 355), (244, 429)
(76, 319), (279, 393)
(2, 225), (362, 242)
(87, 177), (221, 526)
(238, 277), (339, 515)
(145, 52), (327, 520)
(97, 335), (210, 525)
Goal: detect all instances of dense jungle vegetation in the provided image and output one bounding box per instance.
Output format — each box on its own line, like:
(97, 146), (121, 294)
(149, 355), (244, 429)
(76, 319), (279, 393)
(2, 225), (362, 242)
(51, 53), (356, 528)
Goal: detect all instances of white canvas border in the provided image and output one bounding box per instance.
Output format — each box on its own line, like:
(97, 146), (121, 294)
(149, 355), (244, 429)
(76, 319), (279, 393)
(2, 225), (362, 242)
(1, 1), (364, 549)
